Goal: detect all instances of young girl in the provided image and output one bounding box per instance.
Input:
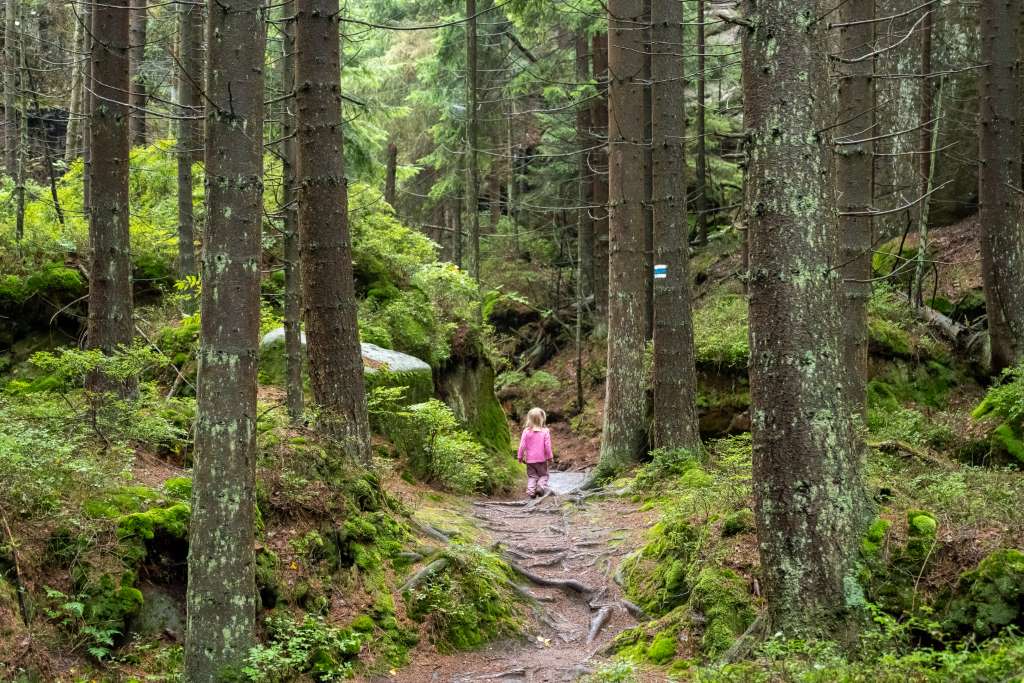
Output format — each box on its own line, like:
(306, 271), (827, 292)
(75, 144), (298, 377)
(517, 407), (554, 498)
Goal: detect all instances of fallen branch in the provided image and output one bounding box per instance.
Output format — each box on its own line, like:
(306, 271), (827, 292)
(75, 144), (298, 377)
(587, 606), (613, 644)
(868, 439), (952, 469)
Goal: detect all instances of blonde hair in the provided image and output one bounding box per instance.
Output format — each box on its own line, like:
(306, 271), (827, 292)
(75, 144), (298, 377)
(524, 407), (547, 430)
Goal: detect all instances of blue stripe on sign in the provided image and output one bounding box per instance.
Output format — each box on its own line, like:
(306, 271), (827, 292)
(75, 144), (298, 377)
(653, 264), (667, 279)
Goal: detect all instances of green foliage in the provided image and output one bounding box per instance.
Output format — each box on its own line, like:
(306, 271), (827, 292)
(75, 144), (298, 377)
(0, 262), (85, 305)
(693, 295), (749, 370)
(387, 399), (488, 493)
(0, 393), (130, 516)
(972, 364), (1024, 464)
(29, 344), (170, 390)
(404, 544), (522, 652)
(867, 407), (955, 451)
(44, 578), (143, 661)
(243, 615), (362, 682)
(630, 447), (701, 497)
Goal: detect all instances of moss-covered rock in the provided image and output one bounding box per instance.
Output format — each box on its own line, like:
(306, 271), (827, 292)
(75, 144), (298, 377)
(945, 549), (1024, 639)
(721, 509), (755, 538)
(688, 567), (755, 656)
(622, 517), (700, 616)
(259, 329), (435, 404)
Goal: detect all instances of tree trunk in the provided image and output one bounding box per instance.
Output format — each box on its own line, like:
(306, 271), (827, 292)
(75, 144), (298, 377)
(128, 0), (147, 146)
(65, 4), (87, 163)
(978, 0), (1024, 372)
(175, 0), (201, 279)
(597, 0), (649, 475)
(743, 0), (866, 638)
(453, 194), (464, 268)
(650, 0), (699, 451)
(86, 0), (135, 395)
(384, 140), (397, 207)
(489, 168), (500, 231)
(591, 32), (610, 323)
(281, 1), (303, 424)
(466, 0), (481, 281)
(836, 0), (875, 415)
(295, 0), (371, 461)
(182, 0), (265, 675)
(4, 0), (17, 175)
(642, 0), (654, 342)
(179, 0), (203, 166)
(695, 0), (708, 245)
(576, 34), (594, 302)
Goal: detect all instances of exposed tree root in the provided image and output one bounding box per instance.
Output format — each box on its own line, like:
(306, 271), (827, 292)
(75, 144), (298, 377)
(400, 557), (449, 592)
(620, 599), (650, 622)
(587, 606), (613, 644)
(501, 553), (594, 594)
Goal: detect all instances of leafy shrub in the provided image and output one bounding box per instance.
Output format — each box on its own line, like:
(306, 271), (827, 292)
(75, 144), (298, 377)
(693, 295), (749, 370)
(388, 400), (488, 493)
(0, 394), (128, 516)
(972, 364), (1024, 463)
(243, 615), (362, 682)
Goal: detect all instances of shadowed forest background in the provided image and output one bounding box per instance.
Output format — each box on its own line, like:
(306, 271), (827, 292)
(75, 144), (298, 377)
(2, 0), (1024, 680)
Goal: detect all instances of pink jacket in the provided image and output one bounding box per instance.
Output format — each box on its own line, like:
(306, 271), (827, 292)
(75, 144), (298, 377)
(518, 428), (553, 464)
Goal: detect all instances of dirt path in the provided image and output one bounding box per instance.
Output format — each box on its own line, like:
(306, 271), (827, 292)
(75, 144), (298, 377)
(385, 473), (651, 682)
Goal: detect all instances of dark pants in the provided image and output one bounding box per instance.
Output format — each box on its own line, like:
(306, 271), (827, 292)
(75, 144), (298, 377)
(526, 461), (550, 496)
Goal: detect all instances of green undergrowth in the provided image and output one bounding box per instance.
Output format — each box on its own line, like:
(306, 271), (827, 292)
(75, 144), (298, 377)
(613, 436), (757, 666)
(0, 347), (523, 679)
(613, 420), (1024, 675)
(972, 363), (1024, 464)
(403, 543), (524, 653)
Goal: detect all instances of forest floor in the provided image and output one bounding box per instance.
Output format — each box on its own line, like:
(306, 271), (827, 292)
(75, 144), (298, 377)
(376, 472), (660, 683)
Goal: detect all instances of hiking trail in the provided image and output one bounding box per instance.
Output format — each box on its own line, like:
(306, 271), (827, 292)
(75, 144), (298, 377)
(382, 472), (654, 682)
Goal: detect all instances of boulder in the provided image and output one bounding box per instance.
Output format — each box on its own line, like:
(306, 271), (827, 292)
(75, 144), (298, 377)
(259, 328), (434, 404)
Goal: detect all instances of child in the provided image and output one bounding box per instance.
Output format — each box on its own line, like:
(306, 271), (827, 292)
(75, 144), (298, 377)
(517, 407), (554, 498)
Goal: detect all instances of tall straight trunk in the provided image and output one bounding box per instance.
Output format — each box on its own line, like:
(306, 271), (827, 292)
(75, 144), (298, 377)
(128, 0), (147, 146)
(465, 0), (481, 282)
(575, 34), (593, 301)
(179, 0), (203, 166)
(86, 0), (134, 394)
(642, 0), (654, 341)
(175, 0), (201, 279)
(836, 0), (875, 414)
(651, 0), (699, 450)
(384, 141), (397, 207)
(453, 193), (464, 267)
(744, 0), (866, 637)
(295, 0), (371, 461)
(979, 0), (1024, 372)
(281, 2), (303, 423)
(489, 168), (500, 230)
(65, 4), (87, 162)
(4, 0), (17, 176)
(598, 0), (649, 475)
(591, 32), (610, 322)
(182, 0), (265, 675)
(14, 21), (24, 241)
(695, 0), (708, 245)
